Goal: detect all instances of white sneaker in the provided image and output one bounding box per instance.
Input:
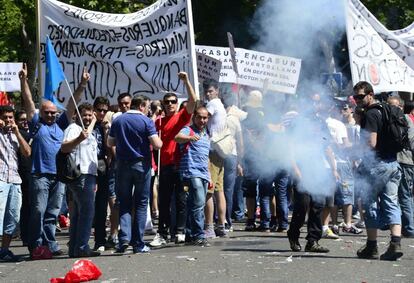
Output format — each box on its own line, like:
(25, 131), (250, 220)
(149, 233), (167, 247)
(175, 233), (185, 244)
(355, 220), (366, 229)
(96, 246), (105, 252)
(352, 211), (361, 220)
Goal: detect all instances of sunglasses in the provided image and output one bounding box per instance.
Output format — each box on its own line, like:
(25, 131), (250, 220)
(44, 111), (57, 115)
(164, 99), (178, 105)
(96, 108), (108, 113)
(352, 94), (366, 100)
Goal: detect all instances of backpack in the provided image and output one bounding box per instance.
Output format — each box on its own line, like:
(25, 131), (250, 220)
(56, 150), (81, 184)
(210, 126), (235, 159)
(369, 102), (410, 153)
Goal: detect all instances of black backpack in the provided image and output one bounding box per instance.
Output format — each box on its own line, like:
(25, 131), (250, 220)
(56, 150), (81, 184)
(370, 103), (410, 153)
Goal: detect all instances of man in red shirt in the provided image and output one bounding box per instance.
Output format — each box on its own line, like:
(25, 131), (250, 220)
(149, 72), (197, 247)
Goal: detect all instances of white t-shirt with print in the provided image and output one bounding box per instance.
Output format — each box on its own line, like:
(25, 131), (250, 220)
(63, 123), (98, 176)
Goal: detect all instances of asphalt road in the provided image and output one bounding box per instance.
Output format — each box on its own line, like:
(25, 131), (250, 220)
(1, 223), (413, 283)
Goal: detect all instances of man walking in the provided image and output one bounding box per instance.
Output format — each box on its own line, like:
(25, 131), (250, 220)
(354, 81), (403, 261)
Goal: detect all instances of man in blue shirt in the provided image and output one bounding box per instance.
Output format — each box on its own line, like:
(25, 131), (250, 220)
(19, 64), (90, 259)
(108, 95), (162, 253)
(175, 106), (210, 247)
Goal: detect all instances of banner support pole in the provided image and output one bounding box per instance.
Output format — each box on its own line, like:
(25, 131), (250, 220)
(185, 0), (199, 100)
(36, 0), (43, 100)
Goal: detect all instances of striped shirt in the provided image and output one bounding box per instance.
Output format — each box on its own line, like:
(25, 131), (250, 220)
(0, 130), (21, 184)
(178, 126), (210, 182)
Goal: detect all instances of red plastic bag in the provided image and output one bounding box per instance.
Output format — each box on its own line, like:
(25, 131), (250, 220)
(50, 259), (102, 283)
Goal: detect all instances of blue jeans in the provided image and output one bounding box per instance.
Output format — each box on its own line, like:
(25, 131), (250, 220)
(0, 181), (22, 235)
(224, 155), (237, 227)
(116, 160), (151, 250)
(334, 161), (355, 206)
(29, 174), (64, 253)
(67, 174), (96, 255)
(274, 170), (289, 229)
(398, 164), (414, 236)
(186, 177), (208, 240)
(258, 176), (274, 229)
(360, 160), (402, 229)
(59, 189), (69, 216)
(232, 176), (245, 220)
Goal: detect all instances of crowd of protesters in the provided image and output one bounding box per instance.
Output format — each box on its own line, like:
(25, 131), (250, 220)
(0, 65), (412, 262)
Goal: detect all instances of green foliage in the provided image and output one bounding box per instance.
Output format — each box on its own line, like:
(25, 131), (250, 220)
(66, 0), (152, 13)
(361, 0), (414, 29)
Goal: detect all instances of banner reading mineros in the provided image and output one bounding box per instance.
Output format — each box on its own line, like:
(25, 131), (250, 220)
(196, 45), (301, 94)
(39, 0), (198, 104)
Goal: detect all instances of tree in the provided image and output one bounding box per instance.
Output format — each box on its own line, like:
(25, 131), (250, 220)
(362, 0), (414, 30)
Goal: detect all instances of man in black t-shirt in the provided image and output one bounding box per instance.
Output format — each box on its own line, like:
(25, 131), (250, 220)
(353, 81), (403, 261)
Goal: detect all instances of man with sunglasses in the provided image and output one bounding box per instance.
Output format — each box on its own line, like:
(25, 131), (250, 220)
(91, 96), (111, 251)
(149, 72), (197, 247)
(353, 81), (403, 261)
(19, 64), (90, 259)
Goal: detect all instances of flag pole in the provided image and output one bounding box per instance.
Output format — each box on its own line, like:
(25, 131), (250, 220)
(36, 0), (42, 99)
(63, 79), (85, 129)
(157, 118), (162, 178)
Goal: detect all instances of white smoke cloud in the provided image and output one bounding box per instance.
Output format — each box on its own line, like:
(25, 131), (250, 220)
(241, 1), (351, 198)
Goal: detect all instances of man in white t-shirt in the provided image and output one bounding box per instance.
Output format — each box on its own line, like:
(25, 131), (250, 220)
(203, 79), (228, 238)
(61, 103), (99, 258)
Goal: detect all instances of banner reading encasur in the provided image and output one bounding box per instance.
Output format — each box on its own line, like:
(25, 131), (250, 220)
(39, 0), (198, 104)
(346, 0), (414, 92)
(0, 63), (22, 92)
(196, 45), (301, 94)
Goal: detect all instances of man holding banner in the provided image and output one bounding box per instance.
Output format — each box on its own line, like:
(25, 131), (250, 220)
(19, 62), (90, 259)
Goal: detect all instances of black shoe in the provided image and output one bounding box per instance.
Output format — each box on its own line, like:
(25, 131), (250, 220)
(288, 238), (301, 252)
(193, 238), (211, 247)
(76, 249), (101, 258)
(287, 230), (301, 251)
(257, 226), (270, 233)
(245, 221), (256, 231)
(276, 227), (288, 233)
(52, 249), (65, 256)
(380, 242), (403, 261)
(305, 241), (329, 253)
(0, 249), (22, 262)
(357, 244), (379, 259)
(116, 242), (129, 253)
(105, 236), (118, 250)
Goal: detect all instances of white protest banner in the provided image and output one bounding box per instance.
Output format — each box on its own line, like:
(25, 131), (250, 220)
(196, 46), (301, 94)
(349, 0), (414, 71)
(196, 52), (221, 83)
(346, 0), (414, 92)
(39, 0), (198, 104)
(0, 63), (22, 92)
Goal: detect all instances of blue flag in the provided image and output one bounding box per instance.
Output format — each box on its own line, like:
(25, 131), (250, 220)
(44, 36), (66, 109)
